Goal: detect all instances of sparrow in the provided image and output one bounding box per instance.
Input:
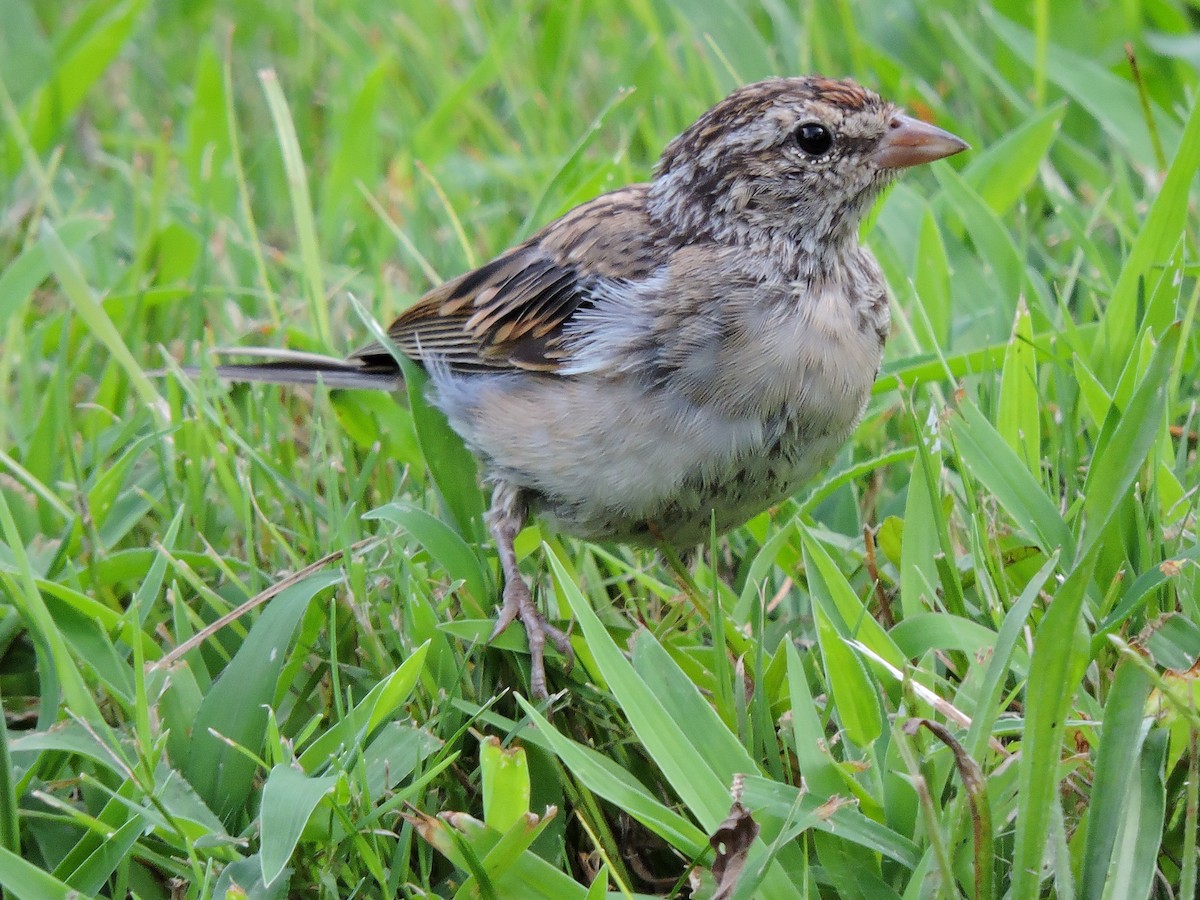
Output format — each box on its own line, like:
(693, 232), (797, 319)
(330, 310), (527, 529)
(189, 76), (968, 699)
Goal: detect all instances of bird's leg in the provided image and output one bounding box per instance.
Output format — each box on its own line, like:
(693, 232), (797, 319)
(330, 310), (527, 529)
(487, 486), (574, 699)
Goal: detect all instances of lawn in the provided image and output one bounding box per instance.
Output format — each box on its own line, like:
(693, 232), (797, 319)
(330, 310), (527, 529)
(1, 0), (1198, 897)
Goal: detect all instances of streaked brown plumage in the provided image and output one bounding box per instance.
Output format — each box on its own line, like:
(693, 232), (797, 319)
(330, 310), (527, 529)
(188, 76), (968, 698)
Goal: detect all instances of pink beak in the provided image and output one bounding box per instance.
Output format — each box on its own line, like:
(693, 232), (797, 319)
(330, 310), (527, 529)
(873, 114), (969, 169)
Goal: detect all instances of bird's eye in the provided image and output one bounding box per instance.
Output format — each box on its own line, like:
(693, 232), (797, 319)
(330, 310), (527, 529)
(794, 122), (833, 156)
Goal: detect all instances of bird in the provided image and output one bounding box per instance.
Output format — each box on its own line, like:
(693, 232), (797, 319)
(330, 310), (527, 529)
(183, 76), (968, 699)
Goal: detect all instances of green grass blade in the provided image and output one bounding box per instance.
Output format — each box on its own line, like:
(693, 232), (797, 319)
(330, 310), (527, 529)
(183, 571), (342, 822)
(1102, 729), (1168, 900)
(0, 687), (17, 856)
(260, 765), (341, 887)
(366, 502), (490, 604)
(259, 68), (331, 348)
(514, 698), (708, 854)
(953, 398), (1074, 563)
(1079, 324), (1180, 559)
(997, 299), (1042, 471)
(960, 101), (1065, 218)
(23, 0), (145, 158)
(544, 545), (730, 827)
(985, 9), (1181, 163)
(40, 220), (163, 413)
(1011, 562), (1092, 897)
(1079, 659), (1153, 899)
(545, 545), (800, 895)
(1094, 97), (1200, 381)
(0, 846), (93, 900)
(480, 736), (530, 833)
(0, 216), (102, 330)
(296, 641), (430, 771)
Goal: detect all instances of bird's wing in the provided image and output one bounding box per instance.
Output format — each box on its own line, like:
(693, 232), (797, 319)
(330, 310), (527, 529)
(352, 185), (663, 375)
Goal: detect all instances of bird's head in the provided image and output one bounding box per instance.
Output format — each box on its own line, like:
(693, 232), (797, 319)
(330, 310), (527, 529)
(649, 76), (968, 260)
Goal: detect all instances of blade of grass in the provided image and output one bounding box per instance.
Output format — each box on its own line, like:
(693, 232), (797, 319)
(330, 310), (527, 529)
(183, 571), (342, 822)
(259, 67), (330, 347)
(260, 766), (341, 887)
(1079, 659), (1153, 899)
(41, 220), (163, 414)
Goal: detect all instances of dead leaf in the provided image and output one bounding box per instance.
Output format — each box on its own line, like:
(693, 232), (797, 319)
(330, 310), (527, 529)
(710, 800), (759, 900)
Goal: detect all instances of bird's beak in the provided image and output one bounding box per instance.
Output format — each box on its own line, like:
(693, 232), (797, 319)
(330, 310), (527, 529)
(873, 115), (969, 169)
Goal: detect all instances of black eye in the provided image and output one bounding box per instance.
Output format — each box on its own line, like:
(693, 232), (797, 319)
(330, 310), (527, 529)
(794, 122), (833, 156)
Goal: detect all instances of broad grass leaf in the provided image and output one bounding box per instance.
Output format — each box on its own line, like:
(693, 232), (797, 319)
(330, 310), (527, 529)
(933, 164), (1023, 321)
(22, 0), (146, 157)
(629, 631), (759, 779)
(0, 216), (102, 329)
(1080, 660), (1153, 899)
(544, 545), (730, 827)
(544, 546), (802, 896)
(0, 491), (106, 727)
(875, 322), (1100, 396)
(1011, 564), (1092, 896)
(259, 69), (329, 348)
(814, 830), (903, 900)
(344, 292), (487, 542)
(913, 207), (951, 347)
(1093, 97), (1200, 383)
(960, 101), (1065, 217)
(320, 60), (388, 244)
(414, 810), (580, 899)
(660, 0), (776, 83)
(986, 10), (1181, 163)
(183, 45), (234, 211)
(1080, 324), (1180, 559)
(1096, 542), (1200, 639)
(514, 698), (708, 854)
(42, 220), (162, 411)
(213, 857), (291, 900)
(481, 737), (530, 833)
(367, 502), (489, 604)
(1071, 353), (1114, 431)
(811, 598), (882, 749)
(400, 356), (487, 542)
(952, 398), (1074, 562)
(54, 815), (145, 895)
(0, 701), (14, 858)
(296, 641), (430, 771)
(1101, 729), (1168, 900)
(260, 765), (341, 887)
(184, 572), (342, 822)
(1143, 614), (1200, 672)
(997, 299), (1041, 471)
(801, 528), (905, 670)
(899, 430), (941, 619)
(889, 612), (999, 661)
(785, 642), (846, 798)
(739, 776), (920, 869)
(363, 723), (442, 799)
(0, 846), (84, 900)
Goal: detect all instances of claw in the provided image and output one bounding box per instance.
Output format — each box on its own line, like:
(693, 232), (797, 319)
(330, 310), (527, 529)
(489, 588), (521, 640)
(492, 576), (573, 699)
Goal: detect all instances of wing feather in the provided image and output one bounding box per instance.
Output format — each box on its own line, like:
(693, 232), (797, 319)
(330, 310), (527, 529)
(351, 185), (660, 375)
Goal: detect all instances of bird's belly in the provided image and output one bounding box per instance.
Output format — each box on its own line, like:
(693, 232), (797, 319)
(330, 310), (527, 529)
(555, 421), (851, 546)
(430, 369), (870, 547)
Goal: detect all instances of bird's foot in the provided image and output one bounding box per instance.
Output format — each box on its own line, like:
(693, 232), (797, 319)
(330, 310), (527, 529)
(490, 577), (574, 700)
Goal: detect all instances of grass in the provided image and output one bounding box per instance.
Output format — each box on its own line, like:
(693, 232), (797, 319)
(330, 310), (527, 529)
(1, 0), (1198, 897)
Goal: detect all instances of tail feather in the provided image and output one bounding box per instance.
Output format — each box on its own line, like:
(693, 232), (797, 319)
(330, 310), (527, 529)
(160, 348), (403, 391)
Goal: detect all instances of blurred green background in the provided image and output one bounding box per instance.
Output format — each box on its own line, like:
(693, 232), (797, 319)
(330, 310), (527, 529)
(1, 1), (1198, 897)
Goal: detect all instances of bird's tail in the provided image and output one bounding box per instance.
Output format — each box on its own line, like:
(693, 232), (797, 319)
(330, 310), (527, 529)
(161, 348), (402, 391)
